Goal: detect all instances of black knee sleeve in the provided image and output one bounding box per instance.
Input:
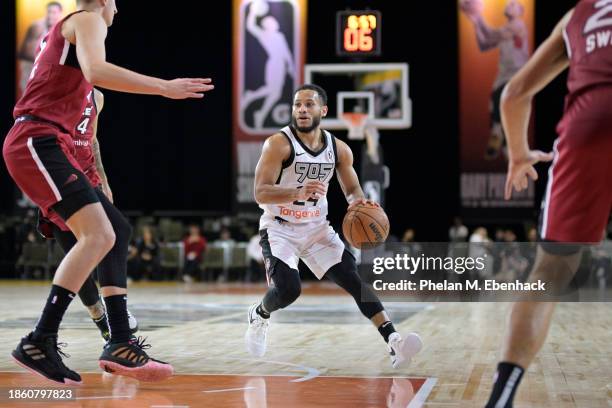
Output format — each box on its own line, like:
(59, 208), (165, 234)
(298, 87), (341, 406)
(262, 258), (301, 312)
(539, 240), (583, 256)
(95, 190), (133, 288)
(326, 250), (384, 319)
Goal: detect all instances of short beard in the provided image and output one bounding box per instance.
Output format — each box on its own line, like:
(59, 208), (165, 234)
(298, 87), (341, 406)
(292, 115), (321, 133)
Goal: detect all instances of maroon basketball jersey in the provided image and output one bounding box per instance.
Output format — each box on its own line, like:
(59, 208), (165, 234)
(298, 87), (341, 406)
(14, 10), (93, 134)
(73, 90), (101, 187)
(558, 0), (612, 141)
(563, 1), (612, 102)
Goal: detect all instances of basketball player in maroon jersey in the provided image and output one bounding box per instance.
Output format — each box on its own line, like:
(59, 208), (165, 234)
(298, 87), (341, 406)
(485, 2), (612, 406)
(37, 88), (139, 342)
(3, 0), (213, 385)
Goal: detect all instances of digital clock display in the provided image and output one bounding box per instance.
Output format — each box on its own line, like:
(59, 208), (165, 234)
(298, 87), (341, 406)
(336, 10), (381, 56)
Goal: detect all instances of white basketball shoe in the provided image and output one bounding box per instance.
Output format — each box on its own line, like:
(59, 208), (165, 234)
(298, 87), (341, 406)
(388, 332), (423, 369)
(245, 304), (270, 357)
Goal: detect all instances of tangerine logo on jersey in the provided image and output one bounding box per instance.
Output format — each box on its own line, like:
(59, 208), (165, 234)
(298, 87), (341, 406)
(277, 206), (321, 219)
(73, 139), (90, 147)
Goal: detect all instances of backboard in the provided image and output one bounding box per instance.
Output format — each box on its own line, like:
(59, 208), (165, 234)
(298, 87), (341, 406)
(304, 63), (411, 130)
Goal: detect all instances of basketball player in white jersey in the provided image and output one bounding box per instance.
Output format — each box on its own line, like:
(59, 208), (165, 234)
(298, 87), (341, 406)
(245, 84), (422, 368)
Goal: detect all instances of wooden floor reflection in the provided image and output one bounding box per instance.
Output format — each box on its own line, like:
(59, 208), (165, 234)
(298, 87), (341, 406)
(0, 372), (432, 408)
(0, 281), (610, 407)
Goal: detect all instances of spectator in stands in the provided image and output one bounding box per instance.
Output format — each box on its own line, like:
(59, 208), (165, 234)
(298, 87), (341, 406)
(127, 241), (140, 282)
(246, 232), (265, 282)
(470, 227), (493, 277)
(212, 227), (235, 283)
(494, 228), (506, 242)
(401, 228), (415, 243)
(400, 228), (423, 258)
(15, 209), (37, 254)
(216, 227), (235, 245)
(592, 230), (612, 289)
(498, 229), (529, 280)
(448, 217), (469, 258)
(182, 224), (207, 283)
(134, 226), (161, 280)
(449, 217), (468, 242)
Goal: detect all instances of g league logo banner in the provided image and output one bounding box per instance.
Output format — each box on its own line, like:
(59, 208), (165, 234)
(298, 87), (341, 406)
(234, 0), (306, 137)
(233, 0), (306, 208)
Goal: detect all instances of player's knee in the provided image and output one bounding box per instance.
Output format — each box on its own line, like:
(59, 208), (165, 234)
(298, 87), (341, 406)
(277, 276), (301, 308)
(341, 250), (357, 272)
(113, 215), (132, 245)
(327, 250), (360, 290)
(97, 227), (116, 254)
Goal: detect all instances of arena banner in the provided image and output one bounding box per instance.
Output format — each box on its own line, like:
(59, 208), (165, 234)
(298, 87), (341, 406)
(458, 0), (535, 212)
(16, 0), (76, 100)
(233, 0), (307, 209)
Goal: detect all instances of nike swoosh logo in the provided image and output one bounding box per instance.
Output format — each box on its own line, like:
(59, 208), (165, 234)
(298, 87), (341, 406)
(296, 152), (305, 156)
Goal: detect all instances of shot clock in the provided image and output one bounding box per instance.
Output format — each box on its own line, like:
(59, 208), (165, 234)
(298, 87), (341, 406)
(336, 10), (381, 56)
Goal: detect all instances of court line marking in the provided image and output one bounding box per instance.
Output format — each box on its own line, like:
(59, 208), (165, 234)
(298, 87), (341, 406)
(202, 386), (257, 393)
(195, 303), (433, 312)
(167, 371), (433, 381)
(150, 406), (190, 408)
(202, 357), (321, 383)
(408, 377), (438, 408)
(198, 311), (244, 324)
(0, 369), (435, 382)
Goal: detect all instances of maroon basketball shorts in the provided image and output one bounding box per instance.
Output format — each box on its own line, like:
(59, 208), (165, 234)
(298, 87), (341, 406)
(540, 119), (612, 243)
(3, 120), (99, 223)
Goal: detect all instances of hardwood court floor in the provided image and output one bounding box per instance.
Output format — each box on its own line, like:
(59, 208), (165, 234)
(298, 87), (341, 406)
(0, 281), (610, 407)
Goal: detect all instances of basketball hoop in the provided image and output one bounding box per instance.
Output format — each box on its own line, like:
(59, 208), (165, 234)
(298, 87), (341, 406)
(341, 112), (369, 140)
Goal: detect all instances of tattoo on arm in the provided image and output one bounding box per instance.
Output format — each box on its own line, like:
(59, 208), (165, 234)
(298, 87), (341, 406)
(92, 137), (107, 182)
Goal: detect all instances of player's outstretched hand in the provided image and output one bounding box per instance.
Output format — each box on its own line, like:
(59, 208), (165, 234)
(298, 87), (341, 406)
(297, 181), (327, 201)
(348, 198), (380, 211)
(504, 150), (554, 200)
(162, 78), (214, 99)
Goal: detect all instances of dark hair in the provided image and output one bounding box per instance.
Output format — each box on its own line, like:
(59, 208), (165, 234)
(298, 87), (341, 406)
(294, 84), (327, 105)
(47, 1), (63, 9)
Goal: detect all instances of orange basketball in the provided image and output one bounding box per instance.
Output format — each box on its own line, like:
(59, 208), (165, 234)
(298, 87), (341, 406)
(342, 203), (389, 249)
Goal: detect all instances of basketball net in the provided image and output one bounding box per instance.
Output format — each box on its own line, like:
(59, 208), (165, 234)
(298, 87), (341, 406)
(341, 112), (368, 140)
(341, 112), (380, 165)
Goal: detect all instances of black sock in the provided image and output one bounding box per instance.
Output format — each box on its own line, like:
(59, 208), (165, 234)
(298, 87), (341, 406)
(256, 303), (270, 319)
(485, 362), (525, 408)
(32, 285), (76, 340)
(378, 321), (396, 343)
(104, 294), (132, 344)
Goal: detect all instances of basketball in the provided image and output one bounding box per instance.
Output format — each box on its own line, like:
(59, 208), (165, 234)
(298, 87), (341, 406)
(343, 203), (389, 249)
(459, 0), (483, 15)
(250, 0), (269, 17)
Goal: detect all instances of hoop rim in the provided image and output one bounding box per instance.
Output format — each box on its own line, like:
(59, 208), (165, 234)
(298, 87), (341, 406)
(341, 112), (369, 126)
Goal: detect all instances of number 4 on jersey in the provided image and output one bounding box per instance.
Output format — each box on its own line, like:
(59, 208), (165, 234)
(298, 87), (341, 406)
(77, 117), (90, 134)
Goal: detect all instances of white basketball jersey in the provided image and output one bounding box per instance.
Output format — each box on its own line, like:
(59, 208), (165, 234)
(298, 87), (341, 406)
(260, 126), (338, 227)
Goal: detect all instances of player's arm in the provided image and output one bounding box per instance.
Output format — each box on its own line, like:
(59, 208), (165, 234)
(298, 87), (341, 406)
(91, 89), (113, 202)
(70, 12), (213, 99)
(334, 139), (379, 210)
(17, 23), (44, 61)
(502, 9), (573, 199)
(472, 16), (508, 50)
(281, 38), (295, 77)
(254, 134), (326, 204)
(246, 5), (264, 39)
